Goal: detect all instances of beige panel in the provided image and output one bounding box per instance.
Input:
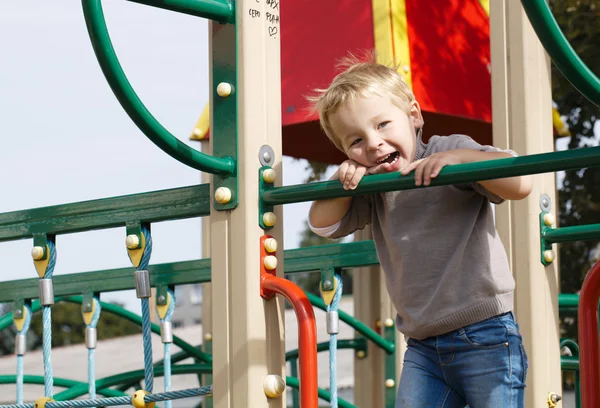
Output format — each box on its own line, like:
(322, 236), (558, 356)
(490, 2), (562, 406)
(210, 0), (285, 406)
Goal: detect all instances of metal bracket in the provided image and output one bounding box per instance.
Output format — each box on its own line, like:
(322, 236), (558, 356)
(13, 299), (24, 319)
(320, 268), (335, 292)
(156, 285), (169, 306)
(82, 293), (95, 313)
(212, 22), (238, 211)
(259, 166), (275, 230)
(259, 145), (275, 167)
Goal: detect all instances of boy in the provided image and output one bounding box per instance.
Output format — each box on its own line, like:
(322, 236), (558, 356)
(308, 58), (533, 407)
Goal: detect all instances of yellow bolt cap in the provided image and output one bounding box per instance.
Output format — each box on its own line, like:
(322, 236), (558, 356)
(204, 333), (213, 341)
(34, 397), (54, 408)
(215, 187), (232, 204)
(385, 379), (395, 388)
(216, 82), (232, 97)
(264, 255), (278, 270)
(263, 374), (285, 398)
(544, 250), (556, 263)
(263, 168), (277, 183)
(384, 318), (394, 328)
(31, 246), (45, 261)
(263, 212), (277, 227)
(126, 234), (140, 249)
(132, 390), (155, 408)
(543, 213), (555, 226)
(264, 238), (278, 253)
(356, 350), (366, 359)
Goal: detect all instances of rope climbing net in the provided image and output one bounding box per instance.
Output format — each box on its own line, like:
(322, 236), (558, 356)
(1, 227), (213, 408)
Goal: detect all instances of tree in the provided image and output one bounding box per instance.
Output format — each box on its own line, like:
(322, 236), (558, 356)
(0, 300), (141, 355)
(550, 0), (600, 341)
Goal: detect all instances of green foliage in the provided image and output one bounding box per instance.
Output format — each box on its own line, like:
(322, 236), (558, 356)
(550, 0), (600, 342)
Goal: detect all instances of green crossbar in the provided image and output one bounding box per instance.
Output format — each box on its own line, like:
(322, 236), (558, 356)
(0, 184), (210, 242)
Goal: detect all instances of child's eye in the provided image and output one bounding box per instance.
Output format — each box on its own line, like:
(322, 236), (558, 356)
(350, 138), (362, 146)
(377, 121), (390, 129)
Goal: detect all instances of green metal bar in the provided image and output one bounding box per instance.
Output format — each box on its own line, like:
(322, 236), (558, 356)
(559, 293), (580, 312)
(289, 357), (300, 408)
(306, 292), (394, 354)
(262, 147), (600, 206)
(383, 323), (397, 408)
(561, 355), (580, 372)
(521, 0), (600, 106)
(0, 241), (375, 302)
(0, 375), (127, 397)
(0, 184), (210, 243)
(543, 223), (600, 244)
(0, 296), (212, 364)
(82, 0), (235, 175)
(0, 259), (211, 303)
(285, 376), (356, 408)
(284, 241), (378, 273)
(54, 363), (211, 400)
(125, 0), (234, 24)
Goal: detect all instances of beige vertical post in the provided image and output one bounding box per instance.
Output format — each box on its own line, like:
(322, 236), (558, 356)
(200, 139), (214, 406)
(490, 2), (562, 406)
(353, 230), (405, 406)
(209, 0), (285, 407)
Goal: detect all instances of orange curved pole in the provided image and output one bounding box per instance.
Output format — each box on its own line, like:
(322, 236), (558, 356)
(578, 260), (600, 408)
(259, 234), (318, 408)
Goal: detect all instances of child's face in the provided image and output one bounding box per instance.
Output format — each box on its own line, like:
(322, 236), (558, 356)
(330, 94), (422, 173)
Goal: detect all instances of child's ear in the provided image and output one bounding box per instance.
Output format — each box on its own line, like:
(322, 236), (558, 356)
(409, 101), (424, 128)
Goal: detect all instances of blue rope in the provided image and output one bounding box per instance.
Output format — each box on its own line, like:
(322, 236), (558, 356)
(138, 227), (154, 393)
(15, 304), (32, 404)
(159, 290), (176, 408)
(42, 240), (57, 398)
(0, 386), (214, 408)
(86, 298), (101, 401)
(327, 274), (343, 408)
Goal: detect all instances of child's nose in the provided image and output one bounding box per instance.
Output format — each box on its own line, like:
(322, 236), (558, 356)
(367, 137), (383, 151)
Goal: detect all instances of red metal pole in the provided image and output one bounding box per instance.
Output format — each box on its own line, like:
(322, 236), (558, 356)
(260, 274), (318, 408)
(578, 260), (600, 408)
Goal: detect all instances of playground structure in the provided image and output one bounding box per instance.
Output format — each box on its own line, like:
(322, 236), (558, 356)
(0, 1), (599, 408)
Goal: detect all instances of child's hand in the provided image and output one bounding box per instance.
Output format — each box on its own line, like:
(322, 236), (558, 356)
(337, 159), (369, 190)
(401, 151), (462, 186)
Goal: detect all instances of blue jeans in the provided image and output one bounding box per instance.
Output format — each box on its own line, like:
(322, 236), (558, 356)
(396, 312), (528, 408)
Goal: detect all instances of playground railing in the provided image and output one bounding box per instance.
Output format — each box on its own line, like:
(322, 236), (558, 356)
(520, 0), (600, 106)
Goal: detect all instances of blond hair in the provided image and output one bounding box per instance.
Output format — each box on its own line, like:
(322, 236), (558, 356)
(307, 53), (415, 152)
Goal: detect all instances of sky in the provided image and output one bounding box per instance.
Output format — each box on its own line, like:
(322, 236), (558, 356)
(0, 2), (321, 313)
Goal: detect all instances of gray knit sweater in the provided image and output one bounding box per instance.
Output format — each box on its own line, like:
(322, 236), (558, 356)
(325, 134), (515, 339)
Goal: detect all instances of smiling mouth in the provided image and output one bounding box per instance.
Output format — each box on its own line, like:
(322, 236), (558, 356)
(377, 151), (400, 165)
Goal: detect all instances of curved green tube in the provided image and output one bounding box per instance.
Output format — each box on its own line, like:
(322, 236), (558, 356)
(81, 0), (236, 175)
(0, 375), (127, 397)
(0, 296), (212, 364)
(307, 293), (395, 354)
(54, 364), (211, 400)
(286, 376), (355, 408)
(125, 0), (234, 24)
(521, 0), (600, 106)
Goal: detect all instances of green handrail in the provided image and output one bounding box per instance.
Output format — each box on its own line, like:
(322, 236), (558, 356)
(285, 338), (366, 360)
(125, 0), (234, 24)
(82, 0), (235, 175)
(262, 147), (600, 206)
(0, 375), (127, 397)
(306, 292), (395, 354)
(521, 0), (600, 106)
(543, 223), (600, 244)
(0, 296), (212, 364)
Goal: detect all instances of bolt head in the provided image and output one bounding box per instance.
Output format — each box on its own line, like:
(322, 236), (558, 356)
(384, 318), (394, 328)
(356, 350), (366, 359)
(263, 151), (272, 163)
(215, 187), (232, 204)
(323, 280), (332, 289)
(263, 168), (277, 183)
(216, 82), (232, 97)
(126, 234), (140, 249)
(158, 295), (166, 304)
(385, 379), (395, 388)
(31, 246), (45, 261)
(263, 212), (277, 227)
(544, 250), (556, 263)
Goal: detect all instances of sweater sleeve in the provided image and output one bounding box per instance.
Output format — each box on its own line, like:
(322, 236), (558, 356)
(429, 134), (518, 204)
(308, 195), (373, 239)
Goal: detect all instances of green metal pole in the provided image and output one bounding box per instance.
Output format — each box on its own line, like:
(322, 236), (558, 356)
(289, 358), (300, 408)
(262, 147), (600, 206)
(520, 0), (600, 106)
(543, 223), (600, 244)
(125, 0), (234, 23)
(560, 339), (581, 408)
(285, 376), (356, 408)
(81, 0), (235, 175)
